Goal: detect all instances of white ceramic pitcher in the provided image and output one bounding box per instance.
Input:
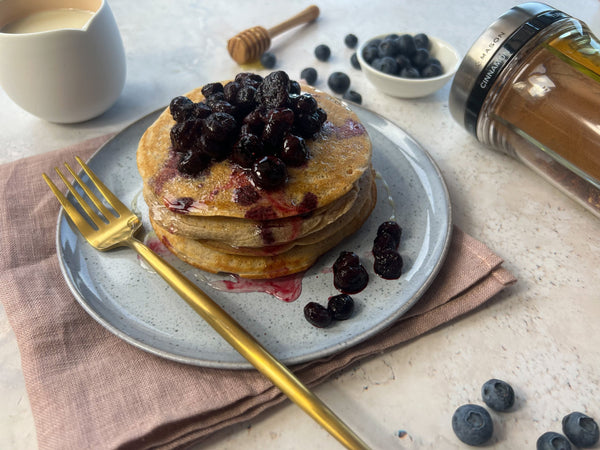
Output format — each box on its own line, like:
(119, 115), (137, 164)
(0, 0), (126, 123)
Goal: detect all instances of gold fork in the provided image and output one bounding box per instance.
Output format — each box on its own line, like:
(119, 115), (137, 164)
(43, 156), (370, 450)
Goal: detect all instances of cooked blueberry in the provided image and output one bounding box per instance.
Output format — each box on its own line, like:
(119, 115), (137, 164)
(333, 251), (360, 272)
(344, 33), (358, 49)
(223, 81), (240, 103)
(294, 112), (322, 138)
(374, 250), (403, 279)
(260, 51), (276, 69)
(400, 66), (420, 79)
(170, 119), (203, 152)
(481, 379), (515, 412)
(377, 221), (402, 247)
(373, 56), (398, 75)
(192, 101), (212, 119)
(334, 264), (369, 294)
(327, 72), (351, 94)
(562, 412), (599, 448)
(327, 294), (354, 320)
(251, 155), (288, 190)
(288, 79), (301, 95)
(304, 302), (333, 328)
(235, 72), (263, 87)
(202, 112), (237, 142)
(397, 34), (417, 57)
(300, 67), (318, 85)
(178, 150), (209, 176)
(293, 93), (318, 114)
(281, 134), (309, 166)
(314, 44), (331, 61)
(536, 432), (571, 450)
(169, 96), (194, 122)
(421, 64), (443, 78)
(452, 404), (494, 446)
(414, 33), (430, 50)
(256, 71), (290, 109)
(342, 90), (362, 104)
(231, 133), (264, 168)
(350, 53), (361, 70)
(201, 82), (224, 98)
(361, 44), (380, 64)
(235, 84), (258, 109)
(411, 48), (430, 69)
(372, 233), (397, 255)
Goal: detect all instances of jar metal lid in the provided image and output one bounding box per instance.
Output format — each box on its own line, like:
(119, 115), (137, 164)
(449, 2), (569, 136)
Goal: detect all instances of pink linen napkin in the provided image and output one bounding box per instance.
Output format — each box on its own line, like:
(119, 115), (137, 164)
(0, 135), (516, 449)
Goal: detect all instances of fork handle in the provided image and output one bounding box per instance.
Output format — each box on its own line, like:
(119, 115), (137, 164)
(127, 237), (370, 450)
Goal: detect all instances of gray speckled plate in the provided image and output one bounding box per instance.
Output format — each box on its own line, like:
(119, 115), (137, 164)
(57, 105), (452, 369)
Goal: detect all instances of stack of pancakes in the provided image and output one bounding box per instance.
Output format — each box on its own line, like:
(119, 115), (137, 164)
(137, 84), (376, 279)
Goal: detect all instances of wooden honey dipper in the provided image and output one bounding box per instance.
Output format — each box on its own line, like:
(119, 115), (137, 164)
(227, 5), (320, 64)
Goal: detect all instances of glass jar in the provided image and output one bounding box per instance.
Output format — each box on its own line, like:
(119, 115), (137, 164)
(449, 2), (600, 217)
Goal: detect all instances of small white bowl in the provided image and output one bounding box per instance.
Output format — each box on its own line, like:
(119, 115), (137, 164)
(357, 33), (460, 98)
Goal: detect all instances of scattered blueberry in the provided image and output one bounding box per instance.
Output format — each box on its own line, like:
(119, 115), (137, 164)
(314, 44), (331, 61)
(327, 294), (354, 320)
(350, 53), (361, 70)
(304, 302), (333, 328)
(451, 404), (494, 446)
(562, 412), (599, 448)
(333, 251), (368, 294)
(342, 90), (362, 104)
(327, 71), (351, 94)
(260, 51), (276, 69)
(536, 431), (572, 450)
(372, 220), (403, 279)
(300, 67), (318, 85)
(481, 379), (515, 412)
(373, 250), (403, 279)
(344, 33), (358, 49)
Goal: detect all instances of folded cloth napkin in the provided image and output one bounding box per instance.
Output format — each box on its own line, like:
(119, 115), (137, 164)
(0, 135), (516, 450)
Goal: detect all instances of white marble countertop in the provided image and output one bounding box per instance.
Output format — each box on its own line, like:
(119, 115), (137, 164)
(2, 1), (600, 448)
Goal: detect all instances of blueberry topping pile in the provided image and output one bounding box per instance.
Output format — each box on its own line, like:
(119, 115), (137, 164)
(314, 44), (331, 61)
(562, 412), (599, 448)
(333, 251), (369, 294)
(481, 379), (515, 412)
(169, 71), (327, 189)
(536, 431), (572, 450)
(372, 221), (403, 279)
(451, 404), (494, 446)
(362, 33), (444, 79)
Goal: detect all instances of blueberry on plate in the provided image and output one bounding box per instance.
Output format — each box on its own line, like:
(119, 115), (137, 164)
(300, 67), (318, 85)
(451, 404), (493, 446)
(536, 431), (571, 450)
(304, 302), (332, 328)
(562, 411), (599, 448)
(342, 90), (362, 104)
(327, 294), (354, 320)
(327, 72), (350, 94)
(481, 379), (515, 412)
(260, 51), (276, 69)
(350, 53), (361, 70)
(314, 44), (331, 61)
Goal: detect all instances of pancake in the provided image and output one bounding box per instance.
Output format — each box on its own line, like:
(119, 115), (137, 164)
(137, 84), (372, 219)
(151, 171), (377, 279)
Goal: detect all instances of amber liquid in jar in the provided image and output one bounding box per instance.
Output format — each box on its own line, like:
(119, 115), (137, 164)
(479, 19), (600, 215)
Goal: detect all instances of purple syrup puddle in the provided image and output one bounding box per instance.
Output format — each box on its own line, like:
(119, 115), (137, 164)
(208, 273), (304, 302)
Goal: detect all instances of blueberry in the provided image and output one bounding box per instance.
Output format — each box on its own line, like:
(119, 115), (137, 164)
(201, 82), (224, 98)
(562, 412), (599, 448)
(342, 90), (362, 104)
(421, 64), (443, 78)
(411, 48), (430, 69)
(344, 33), (358, 49)
(350, 53), (361, 70)
(300, 67), (318, 85)
(377, 221), (401, 247)
(451, 404), (494, 446)
(536, 432), (572, 450)
(400, 66), (420, 79)
(327, 72), (351, 94)
(260, 51), (276, 69)
(327, 294), (354, 320)
(361, 44), (380, 64)
(373, 56), (398, 75)
(481, 379), (515, 412)
(333, 251), (360, 272)
(314, 44), (331, 61)
(378, 39), (400, 57)
(397, 34), (417, 57)
(414, 33), (430, 50)
(288, 79), (301, 95)
(304, 302), (333, 328)
(280, 133), (309, 167)
(374, 250), (403, 279)
(169, 96), (194, 122)
(251, 155), (288, 190)
(395, 54), (412, 71)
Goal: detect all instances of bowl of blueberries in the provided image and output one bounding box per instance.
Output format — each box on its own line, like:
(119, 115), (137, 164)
(358, 33), (460, 98)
